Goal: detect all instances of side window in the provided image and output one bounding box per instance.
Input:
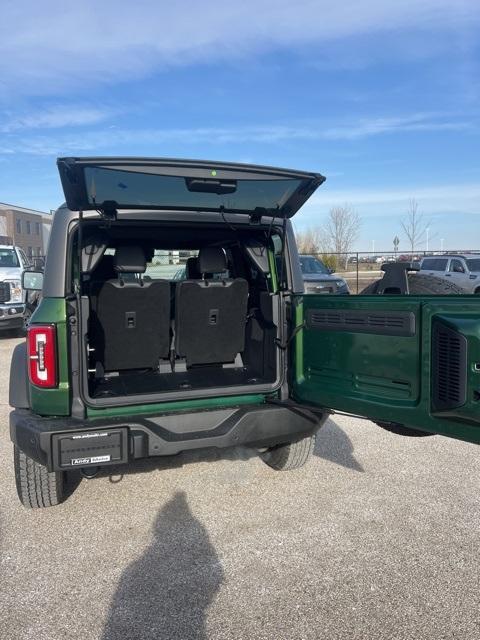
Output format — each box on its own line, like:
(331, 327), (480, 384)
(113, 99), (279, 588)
(421, 258), (435, 270)
(16, 219), (22, 234)
(422, 258), (447, 271)
(449, 259), (465, 274)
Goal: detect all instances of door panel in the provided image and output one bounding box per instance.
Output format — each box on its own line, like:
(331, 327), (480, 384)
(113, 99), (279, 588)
(447, 259), (466, 289)
(292, 294), (480, 444)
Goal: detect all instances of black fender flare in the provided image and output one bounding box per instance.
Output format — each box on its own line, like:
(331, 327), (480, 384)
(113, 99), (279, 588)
(9, 342), (30, 409)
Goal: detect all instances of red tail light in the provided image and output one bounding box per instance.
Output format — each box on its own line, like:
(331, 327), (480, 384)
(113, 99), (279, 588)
(27, 325), (58, 388)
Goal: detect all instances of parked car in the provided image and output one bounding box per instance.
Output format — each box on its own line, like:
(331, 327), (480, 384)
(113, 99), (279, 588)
(0, 245), (39, 333)
(9, 156), (480, 509)
(419, 254), (480, 293)
(299, 255), (349, 294)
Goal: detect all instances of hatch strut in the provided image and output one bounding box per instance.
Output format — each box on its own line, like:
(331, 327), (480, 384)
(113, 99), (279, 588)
(94, 200), (118, 221)
(278, 210), (288, 290)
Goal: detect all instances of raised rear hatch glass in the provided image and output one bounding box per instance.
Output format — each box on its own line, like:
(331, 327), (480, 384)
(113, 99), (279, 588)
(57, 157), (325, 217)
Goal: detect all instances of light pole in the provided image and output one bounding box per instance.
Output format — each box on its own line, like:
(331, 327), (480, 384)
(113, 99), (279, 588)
(426, 227), (430, 253)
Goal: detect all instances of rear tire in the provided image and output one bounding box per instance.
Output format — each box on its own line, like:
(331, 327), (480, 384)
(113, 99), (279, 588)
(261, 435), (315, 471)
(14, 446), (65, 508)
(361, 273), (466, 295)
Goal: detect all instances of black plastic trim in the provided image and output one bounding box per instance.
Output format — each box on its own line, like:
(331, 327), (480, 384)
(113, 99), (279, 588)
(10, 403), (326, 471)
(9, 342), (30, 409)
(431, 320), (468, 411)
(306, 308), (416, 337)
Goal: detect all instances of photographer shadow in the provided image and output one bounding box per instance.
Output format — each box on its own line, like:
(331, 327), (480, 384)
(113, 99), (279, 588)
(314, 417), (364, 472)
(101, 491), (223, 640)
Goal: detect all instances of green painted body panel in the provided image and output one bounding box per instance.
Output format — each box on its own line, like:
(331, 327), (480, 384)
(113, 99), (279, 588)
(87, 393), (266, 419)
(267, 249), (278, 293)
(29, 298), (71, 416)
(292, 294), (480, 444)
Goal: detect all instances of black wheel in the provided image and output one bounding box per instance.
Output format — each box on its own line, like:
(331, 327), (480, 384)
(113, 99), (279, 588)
(361, 273), (466, 295)
(261, 435), (315, 471)
(14, 446), (65, 508)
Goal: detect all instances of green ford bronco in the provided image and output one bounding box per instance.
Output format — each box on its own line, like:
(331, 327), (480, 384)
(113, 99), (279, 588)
(9, 157), (479, 508)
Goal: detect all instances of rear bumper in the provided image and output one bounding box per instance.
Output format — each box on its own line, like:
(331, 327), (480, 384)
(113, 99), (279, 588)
(10, 402), (325, 472)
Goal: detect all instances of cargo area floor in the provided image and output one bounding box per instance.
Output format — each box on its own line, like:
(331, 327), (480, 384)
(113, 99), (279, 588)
(90, 366), (271, 399)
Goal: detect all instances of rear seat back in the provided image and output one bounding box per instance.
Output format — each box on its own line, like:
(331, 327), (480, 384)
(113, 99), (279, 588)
(175, 247), (248, 366)
(185, 256), (201, 279)
(93, 246), (170, 371)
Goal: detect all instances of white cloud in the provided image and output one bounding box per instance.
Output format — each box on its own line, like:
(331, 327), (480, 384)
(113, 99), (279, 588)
(0, 106), (113, 132)
(297, 182), (480, 224)
(2, 113), (473, 156)
(1, 0), (479, 94)
(321, 113), (472, 139)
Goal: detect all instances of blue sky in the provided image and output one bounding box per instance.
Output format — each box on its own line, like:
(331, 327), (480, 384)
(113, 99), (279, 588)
(1, 0), (479, 251)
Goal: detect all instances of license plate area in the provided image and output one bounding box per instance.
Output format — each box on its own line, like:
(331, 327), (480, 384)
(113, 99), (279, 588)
(52, 428), (128, 470)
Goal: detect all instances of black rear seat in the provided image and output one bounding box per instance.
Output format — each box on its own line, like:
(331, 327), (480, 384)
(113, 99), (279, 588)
(93, 246), (170, 371)
(175, 247), (248, 367)
(185, 256), (201, 279)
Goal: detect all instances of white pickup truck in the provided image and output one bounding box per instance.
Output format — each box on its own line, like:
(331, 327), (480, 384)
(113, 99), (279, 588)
(0, 245), (39, 333)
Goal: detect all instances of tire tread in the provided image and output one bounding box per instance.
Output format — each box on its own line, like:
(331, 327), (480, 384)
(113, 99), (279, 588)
(14, 446), (64, 509)
(261, 435), (315, 471)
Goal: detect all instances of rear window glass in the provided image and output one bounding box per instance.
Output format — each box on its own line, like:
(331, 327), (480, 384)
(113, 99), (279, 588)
(145, 250), (199, 280)
(0, 249), (19, 267)
(467, 259), (480, 271)
(421, 258), (447, 271)
(84, 167), (302, 213)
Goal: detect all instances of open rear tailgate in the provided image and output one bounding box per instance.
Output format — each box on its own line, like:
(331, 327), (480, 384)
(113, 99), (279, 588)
(57, 156), (325, 218)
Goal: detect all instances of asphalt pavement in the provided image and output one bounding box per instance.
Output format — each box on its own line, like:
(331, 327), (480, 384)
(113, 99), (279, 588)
(0, 334), (478, 640)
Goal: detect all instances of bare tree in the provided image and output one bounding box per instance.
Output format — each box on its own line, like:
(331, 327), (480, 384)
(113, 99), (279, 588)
(324, 204), (361, 268)
(295, 226), (328, 254)
(401, 199), (430, 252)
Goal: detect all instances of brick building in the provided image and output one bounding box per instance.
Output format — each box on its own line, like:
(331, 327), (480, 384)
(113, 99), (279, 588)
(0, 203), (52, 257)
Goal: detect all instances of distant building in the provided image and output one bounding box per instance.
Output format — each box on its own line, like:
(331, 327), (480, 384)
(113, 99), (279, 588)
(0, 203), (52, 257)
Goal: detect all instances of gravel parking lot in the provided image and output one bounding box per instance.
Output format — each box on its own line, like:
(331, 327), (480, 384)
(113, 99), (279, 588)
(0, 334), (479, 640)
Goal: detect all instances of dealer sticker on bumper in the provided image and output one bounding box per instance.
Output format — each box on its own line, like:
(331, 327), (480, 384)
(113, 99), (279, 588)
(70, 455), (111, 465)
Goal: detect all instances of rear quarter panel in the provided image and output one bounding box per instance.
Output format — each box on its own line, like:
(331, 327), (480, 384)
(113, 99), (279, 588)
(28, 298), (70, 416)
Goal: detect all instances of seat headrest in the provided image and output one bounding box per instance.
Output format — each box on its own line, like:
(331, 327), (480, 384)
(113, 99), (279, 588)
(198, 247), (227, 274)
(92, 254), (116, 281)
(185, 257), (201, 279)
(114, 246), (147, 273)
